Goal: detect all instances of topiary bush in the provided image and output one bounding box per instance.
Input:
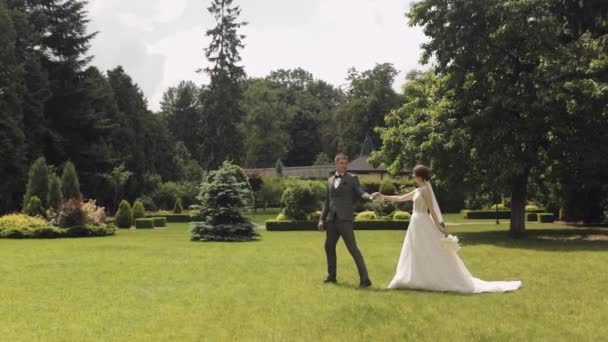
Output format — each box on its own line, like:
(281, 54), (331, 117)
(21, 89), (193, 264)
(173, 198), (183, 214)
(281, 182), (320, 220)
(190, 161), (258, 242)
(393, 210), (411, 221)
(355, 211), (378, 221)
(24, 196), (45, 217)
(135, 218), (155, 229)
(490, 203), (508, 210)
(61, 161), (82, 200)
(114, 200), (133, 228)
(132, 200), (146, 220)
(308, 211), (321, 222)
(525, 204), (540, 212)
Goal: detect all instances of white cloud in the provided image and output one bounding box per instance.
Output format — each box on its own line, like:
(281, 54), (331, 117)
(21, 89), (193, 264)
(87, 0), (427, 111)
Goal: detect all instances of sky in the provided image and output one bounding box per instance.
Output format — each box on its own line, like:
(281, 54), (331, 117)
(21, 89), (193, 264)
(87, 0), (428, 111)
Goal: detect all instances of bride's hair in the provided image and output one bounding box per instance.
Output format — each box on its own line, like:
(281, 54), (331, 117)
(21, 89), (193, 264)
(413, 165), (432, 181)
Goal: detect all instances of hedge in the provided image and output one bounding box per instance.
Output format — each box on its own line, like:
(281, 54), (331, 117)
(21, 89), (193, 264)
(539, 213), (555, 223)
(266, 220), (409, 231)
(152, 217), (167, 227)
(526, 213), (538, 222)
(135, 218), (155, 229)
(0, 224), (116, 239)
(462, 210), (511, 219)
(147, 214), (193, 223)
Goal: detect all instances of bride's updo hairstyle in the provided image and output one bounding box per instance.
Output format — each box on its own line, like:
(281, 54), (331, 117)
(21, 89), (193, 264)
(413, 165), (432, 182)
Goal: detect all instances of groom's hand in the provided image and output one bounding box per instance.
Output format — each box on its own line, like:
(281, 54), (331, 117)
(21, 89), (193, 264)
(317, 221), (325, 232)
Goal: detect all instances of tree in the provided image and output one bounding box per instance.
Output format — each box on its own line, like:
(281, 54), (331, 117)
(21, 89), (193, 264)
(23, 195), (44, 217)
(102, 164), (132, 214)
(173, 141), (204, 182)
(23, 157), (49, 208)
(240, 79), (291, 167)
(161, 81), (203, 160)
(199, 0), (248, 169)
(173, 198), (184, 214)
(313, 152), (332, 166)
(190, 161), (257, 241)
(61, 161), (81, 200)
(275, 159), (284, 177)
(47, 173), (63, 210)
(335, 63), (404, 157)
(405, 0), (608, 236)
(0, 0), (27, 214)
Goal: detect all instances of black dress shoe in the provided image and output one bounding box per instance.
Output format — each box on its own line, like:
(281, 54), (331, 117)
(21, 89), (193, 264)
(359, 279), (372, 288)
(323, 277), (337, 284)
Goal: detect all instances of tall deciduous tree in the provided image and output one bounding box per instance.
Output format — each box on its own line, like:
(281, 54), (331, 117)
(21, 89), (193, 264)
(200, 0), (247, 169)
(402, 0), (608, 236)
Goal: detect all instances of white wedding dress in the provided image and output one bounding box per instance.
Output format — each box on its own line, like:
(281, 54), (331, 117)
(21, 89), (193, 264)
(388, 187), (522, 293)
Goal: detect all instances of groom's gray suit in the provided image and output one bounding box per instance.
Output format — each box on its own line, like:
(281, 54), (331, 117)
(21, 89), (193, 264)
(320, 172), (372, 282)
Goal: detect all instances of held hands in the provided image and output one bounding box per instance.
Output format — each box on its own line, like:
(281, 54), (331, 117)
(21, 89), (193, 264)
(317, 221), (325, 232)
(371, 192), (384, 201)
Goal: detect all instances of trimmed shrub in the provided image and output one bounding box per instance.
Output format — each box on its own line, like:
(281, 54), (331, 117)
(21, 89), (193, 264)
(525, 204), (540, 212)
(281, 182), (320, 220)
(1, 224), (115, 239)
(355, 211), (378, 221)
(61, 161), (82, 200)
(490, 203), (508, 210)
(135, 218), (155, 229)
(173, 198), (183, 214)
(276, 213), (290, 221)
(379, 181), (397, 195)
(47, 175), (63, 210)
(527, 213), (538, 222)
(81, 200), (107, 226)
(393, 210), (411, 221)
(539, 213), (555, 223)
(24, 157), (49, 207)
(115, 200), (133, 228)
(0, 214), (49, 231)
(132, 200), (146, 220)
(354, 220), (409, 230)
(371, 201), (396, 217)
(24, 196), (45, 217)
(152, 217), (167, 227)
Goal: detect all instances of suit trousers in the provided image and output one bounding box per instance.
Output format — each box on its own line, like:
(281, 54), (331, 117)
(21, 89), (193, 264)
(324, 218), (369, 281)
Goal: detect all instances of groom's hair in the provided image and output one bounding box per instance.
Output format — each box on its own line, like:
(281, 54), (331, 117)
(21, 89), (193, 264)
(335, 153), (349, 162)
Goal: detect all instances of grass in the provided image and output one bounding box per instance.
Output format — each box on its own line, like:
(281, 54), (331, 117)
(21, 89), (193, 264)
(1, 222), (607, 341)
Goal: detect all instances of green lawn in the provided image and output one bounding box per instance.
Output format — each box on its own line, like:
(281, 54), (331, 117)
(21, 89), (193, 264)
(1, 222), (607, 341)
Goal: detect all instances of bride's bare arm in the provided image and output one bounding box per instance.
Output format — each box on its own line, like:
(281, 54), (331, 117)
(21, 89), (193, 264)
(380, 189), (417, 203)
(420, 187), (448, 234)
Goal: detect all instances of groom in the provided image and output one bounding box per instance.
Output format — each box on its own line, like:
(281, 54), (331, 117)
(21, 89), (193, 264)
(318, 153), (375, 288)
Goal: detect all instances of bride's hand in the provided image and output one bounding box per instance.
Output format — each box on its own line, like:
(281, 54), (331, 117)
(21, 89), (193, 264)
(371, 192), (384, 201)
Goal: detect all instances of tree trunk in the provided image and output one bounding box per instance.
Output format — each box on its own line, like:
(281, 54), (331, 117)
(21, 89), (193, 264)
(509, 169), (529, 238)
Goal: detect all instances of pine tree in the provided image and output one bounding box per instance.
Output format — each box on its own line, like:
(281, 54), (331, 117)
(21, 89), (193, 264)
(23, 195), (45, 217)
(24, 157), (49, 208)
(190, 161), (257, 242)
(199, 0), (247, 169)
(47, 174), (63, 210)
(0, 0), (27, 214)
(61, 161), (82, 200)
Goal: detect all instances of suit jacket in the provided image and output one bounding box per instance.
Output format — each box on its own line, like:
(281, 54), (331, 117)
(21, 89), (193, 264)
(320, 172), (371, 223)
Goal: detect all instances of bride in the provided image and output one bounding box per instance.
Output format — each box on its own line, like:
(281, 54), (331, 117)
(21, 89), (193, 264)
(372, 165), (522, 293)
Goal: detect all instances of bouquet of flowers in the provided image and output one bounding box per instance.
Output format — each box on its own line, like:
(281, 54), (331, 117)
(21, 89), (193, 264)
(440, 234), (461, 252)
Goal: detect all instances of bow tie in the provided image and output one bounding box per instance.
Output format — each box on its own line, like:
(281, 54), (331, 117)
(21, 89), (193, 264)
(335, 174), (343, 179)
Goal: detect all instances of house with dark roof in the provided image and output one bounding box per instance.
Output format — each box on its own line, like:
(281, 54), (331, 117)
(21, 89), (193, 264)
(246, 136), (409, 180)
